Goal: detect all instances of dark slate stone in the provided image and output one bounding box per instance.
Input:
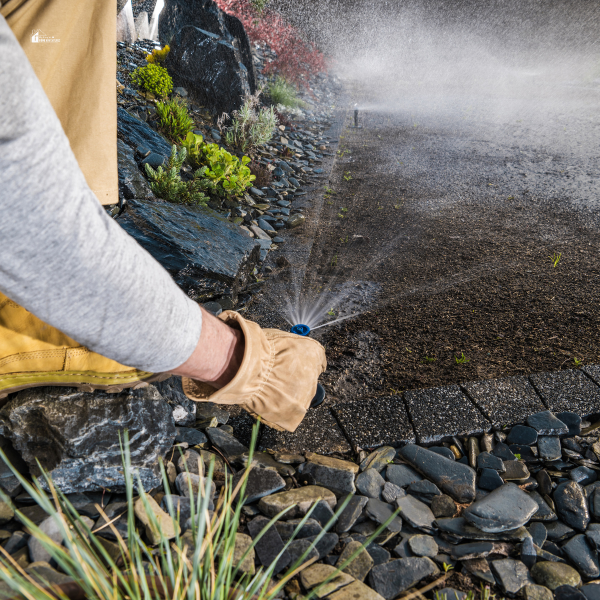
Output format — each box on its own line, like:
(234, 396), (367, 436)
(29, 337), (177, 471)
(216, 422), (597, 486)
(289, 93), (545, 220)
(297, 461), (356, 497)
(93, 502), (129, 541)
(367, 542), (391, 566)
(538, 436), (562, 461)
(553, 481), (590, 531)
(431, 494), (457, 518)
(385, 464), (423, 488)
(1, 386), (175, 493)
(436, 517), (530, 542)
(537, 542), (566, 562)
(528, 522), (547, 547)
(477, 452), (506, 472)
(545, 520), (576, 542)
(490, 559), (534, 595)
(395, 495), (435, 532)
(507, 425), (538, 446)
(502, 461), (530, 481)
(369, 557), (439, 599)
(403, 385), (490, 444)
(408, 535), (438, 557)
(398, 445), (476, 503)
(285, 538), (319, 565)
(407, 480), (441, 504)
(536, 470), (553, 495)
(556, 412), (582, 436)
(275, 518), (322, 541)
(356, 469), (385, 499)
(231, 466), (285, 504)
(529, 491), (557, 522)
(527, 411), (569, 436)
(555, 587), (587, 600)
(117, 107), (171, 161)
(562, 534), (600, 578)
(530, 370), (600, 417)
(160, 495), (192, 524)
(521, 535), (537, 568)
(393, 538), (414, 558)
(570, 466), (597, 486)
(247, 515), (291, 574)
(332, 395), (415, 450)
(591, 488), (600, 520)
(140, 152), (166, 170)
(118, 200), (260, 303)
(3, 531), (28, 555)
(303, 532), (339, 559)
(117, 139), (152, 200)
(336, 495), (368, 533)
(429, 446), (456, 461)
(581, 585), (600, 600)
(508, 444), (538, 461)
(360, 447), (396, 472)
(451, 542), (493, 560)
(478, 468), (505, 491)
(159, 0), (256, 115)
(492, 442), (517, 461)
(310, 499), (336, 527)
(365, 498), (403, 532)
(155, 376), (197, 426)
(175, 427), (207, 446)
(206, 427), (248, 458)
(462, 376), (546, 429)
(463, 483), (539, 533)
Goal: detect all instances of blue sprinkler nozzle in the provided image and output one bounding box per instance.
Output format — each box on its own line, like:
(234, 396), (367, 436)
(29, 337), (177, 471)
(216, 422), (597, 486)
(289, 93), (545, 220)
(290, 324), (310, 336)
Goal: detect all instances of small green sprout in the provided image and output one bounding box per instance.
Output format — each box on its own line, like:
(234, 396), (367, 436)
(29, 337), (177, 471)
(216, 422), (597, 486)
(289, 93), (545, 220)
(327, 308), (335, 316)
(514, 453), (522, 460)
(443, 562), (454, 573)
(422, 356), (436, 363)
(574, 357), (583, 367)
(550, 252), (562, 267)
(343, 172), (352, 181)
(455, 352), (470, 365)
(331, 255), (338, 267)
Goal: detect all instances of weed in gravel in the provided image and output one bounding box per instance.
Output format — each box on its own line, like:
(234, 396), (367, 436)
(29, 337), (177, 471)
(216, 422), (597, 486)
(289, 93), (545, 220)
(422, 356), (436, 363)
(549, 251), (562, 267)
(267, 77), (306, 108)
(455, 352), (470, 365)
(574, 357), (583, 367)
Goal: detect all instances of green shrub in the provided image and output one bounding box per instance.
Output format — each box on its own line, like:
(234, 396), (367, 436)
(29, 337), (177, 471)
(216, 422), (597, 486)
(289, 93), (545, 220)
(267, 76), (306, 108)
(155, 97), (195, 142)
(145, 145), (210, 206)
(130, 63), (173, 97)
(145, 44), (170, 65)
(220, 89), (278, 152)
(0, 425), (399, 600)
(181, 132), (256, 198)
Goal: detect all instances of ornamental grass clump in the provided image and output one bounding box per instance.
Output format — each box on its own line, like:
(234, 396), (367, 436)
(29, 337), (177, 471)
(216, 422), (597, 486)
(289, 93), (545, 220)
(220, 90), (278, 153)
(0, 424), (399, 600)
(130, 63), (173, 98)
(156, 97), (195, 143)
(266, 77), (306, 109)
(145, 145), (210, 206)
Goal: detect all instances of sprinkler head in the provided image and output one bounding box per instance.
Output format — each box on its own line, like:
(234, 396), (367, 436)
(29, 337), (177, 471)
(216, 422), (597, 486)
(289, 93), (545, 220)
(354, 108), (359, 127)
(290, 323), (310, 336)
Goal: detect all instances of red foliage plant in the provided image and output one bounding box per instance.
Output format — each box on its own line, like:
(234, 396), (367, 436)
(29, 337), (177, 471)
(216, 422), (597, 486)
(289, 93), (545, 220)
(215, 0), (326, 88)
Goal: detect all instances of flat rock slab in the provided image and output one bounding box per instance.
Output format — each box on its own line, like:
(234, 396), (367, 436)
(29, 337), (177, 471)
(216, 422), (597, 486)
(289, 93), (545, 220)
(463, 483), (538, 533)
(562, 534), (600, 579)
(339, 540), (374, 581)
(360, 447), (396, 472)
(491, 559), (534, 595)
(247, 516), (290, 574)
(369, 557), (439, 599)
(404, 385), (490, 444)
(117, 107), (172, 160)
(554, 481), (590, 531)
(530, 370), (600, 416)
(259, 404), (352, 455)
(298, 461), (356, 497)
(385, 464), (423, 488)
(258, 485), (336, 519)
(336, 495), (369, 534)
(231, 466), (285, 504)
(395, 495), (435, 532)
(117, 139), (152, 200)
(462, 376), (546, 429)
(365, 498), (403, 532)
(0, 386), (175, 493)
(300, 563), (354, 598)
(538, 436), (562, 461)
(527, 411), (569, 435)
(206, 427), (248, 458)
(327, 580), (385, 600)
(332, 395), (416, 450)
(436, 517), (530, 542)
(398, 445), (476, 503)
(118, 199), (260, 302)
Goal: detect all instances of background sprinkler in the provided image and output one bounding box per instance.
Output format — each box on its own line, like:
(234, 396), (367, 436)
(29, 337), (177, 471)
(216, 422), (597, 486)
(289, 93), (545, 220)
(290, 323), (326, 408)
(350, 104), (362, 128)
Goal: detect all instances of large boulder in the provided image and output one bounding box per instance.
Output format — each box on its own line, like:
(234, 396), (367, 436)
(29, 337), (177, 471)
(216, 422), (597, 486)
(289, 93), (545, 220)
(0, 386), (176, 493)
(159, 0), (256, 115)
(118, 199), (261, 302)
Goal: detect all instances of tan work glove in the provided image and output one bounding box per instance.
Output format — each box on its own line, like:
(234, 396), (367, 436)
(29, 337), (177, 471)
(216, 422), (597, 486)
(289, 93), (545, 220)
(182, 311), (327, 432)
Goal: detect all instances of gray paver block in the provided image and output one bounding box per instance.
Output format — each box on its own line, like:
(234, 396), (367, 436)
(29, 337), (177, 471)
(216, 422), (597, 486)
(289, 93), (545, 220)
(529, 369), (600, 417)
(332, 395), (416, 451)
(461, 376), (546, 429)
(404, 385), (491, 444)
(259, 404), (352, 455)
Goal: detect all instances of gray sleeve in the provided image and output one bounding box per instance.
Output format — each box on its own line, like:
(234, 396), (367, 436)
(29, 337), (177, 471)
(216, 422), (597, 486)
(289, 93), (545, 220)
(0, 17), (202, 373)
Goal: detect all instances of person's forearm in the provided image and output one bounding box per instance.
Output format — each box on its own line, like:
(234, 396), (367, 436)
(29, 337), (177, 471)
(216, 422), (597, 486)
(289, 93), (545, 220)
(0, 16), (202, 373)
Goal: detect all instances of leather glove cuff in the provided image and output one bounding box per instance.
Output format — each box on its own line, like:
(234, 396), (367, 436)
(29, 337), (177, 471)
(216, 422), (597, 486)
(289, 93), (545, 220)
(182, 311), (327, 432)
